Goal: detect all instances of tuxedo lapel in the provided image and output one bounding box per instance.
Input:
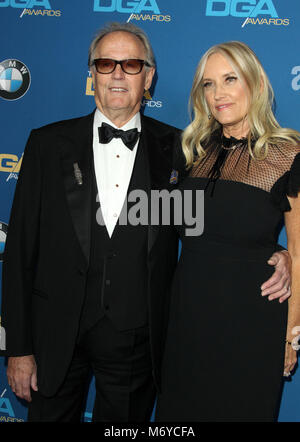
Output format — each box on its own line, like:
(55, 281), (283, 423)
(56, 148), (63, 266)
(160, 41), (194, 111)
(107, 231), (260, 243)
(60, 112), (94, 267)
(135, 124), (155, 254)
(59, 112), (178, 262)
(141, 116), (179, 254)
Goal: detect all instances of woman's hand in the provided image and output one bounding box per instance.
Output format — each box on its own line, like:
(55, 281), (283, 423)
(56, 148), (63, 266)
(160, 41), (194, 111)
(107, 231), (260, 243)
(283, 342), (297, 377)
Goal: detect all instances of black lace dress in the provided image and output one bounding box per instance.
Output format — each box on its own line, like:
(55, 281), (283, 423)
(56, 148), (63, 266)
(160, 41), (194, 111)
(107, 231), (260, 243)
(155, 133), (300, 422)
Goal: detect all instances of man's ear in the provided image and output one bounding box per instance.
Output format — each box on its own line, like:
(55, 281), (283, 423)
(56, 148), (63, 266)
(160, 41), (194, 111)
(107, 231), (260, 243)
(145, 67), (155, 91)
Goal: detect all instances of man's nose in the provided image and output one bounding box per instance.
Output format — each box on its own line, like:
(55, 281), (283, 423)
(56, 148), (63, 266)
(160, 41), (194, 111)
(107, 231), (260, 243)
(112, 63), (125, 79)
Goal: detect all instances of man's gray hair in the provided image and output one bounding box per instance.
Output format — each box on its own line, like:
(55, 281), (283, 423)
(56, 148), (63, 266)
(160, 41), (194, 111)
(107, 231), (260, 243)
(88, 22), (156, 70)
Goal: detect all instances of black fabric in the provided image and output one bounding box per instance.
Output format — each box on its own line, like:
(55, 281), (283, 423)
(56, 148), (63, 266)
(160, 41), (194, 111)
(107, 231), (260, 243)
(98, 122), (139, 150)
(155, 139), (300, 422)
(270, 152), (300, 211)
(28, 317), (155, 422)
(78, 137), (149, 336)
(0, 111), (181, 398)
(156, 177), (287, 421)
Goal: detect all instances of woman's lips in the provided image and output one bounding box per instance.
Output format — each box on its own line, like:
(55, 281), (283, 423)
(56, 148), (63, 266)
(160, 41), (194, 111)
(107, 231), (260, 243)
(215, 103), (232, 111)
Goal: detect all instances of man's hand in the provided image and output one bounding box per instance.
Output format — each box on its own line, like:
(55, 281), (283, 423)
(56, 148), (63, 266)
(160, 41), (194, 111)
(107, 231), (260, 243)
(261, 250), (291, 303)
(7, 355), (38, 402)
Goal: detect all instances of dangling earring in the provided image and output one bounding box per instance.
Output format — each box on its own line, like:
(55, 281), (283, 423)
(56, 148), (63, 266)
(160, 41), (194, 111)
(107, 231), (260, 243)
(208, 113), (212, 120)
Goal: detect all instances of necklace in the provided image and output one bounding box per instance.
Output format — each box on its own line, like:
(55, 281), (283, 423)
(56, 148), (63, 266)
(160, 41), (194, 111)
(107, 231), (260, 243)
(221, 143), (238, 151)
(220, 133), (247, 151)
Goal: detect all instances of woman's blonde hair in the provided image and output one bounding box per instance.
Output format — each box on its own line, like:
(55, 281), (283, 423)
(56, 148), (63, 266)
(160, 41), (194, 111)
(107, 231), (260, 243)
(182, 41), (300, 168)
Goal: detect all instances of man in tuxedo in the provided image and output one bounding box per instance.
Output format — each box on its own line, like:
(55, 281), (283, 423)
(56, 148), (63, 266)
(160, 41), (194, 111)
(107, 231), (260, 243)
(0, 22), (291, 422)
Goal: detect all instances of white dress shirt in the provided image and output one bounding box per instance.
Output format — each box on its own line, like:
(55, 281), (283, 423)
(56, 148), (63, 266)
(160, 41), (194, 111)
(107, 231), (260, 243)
(93, 109), (141, 237)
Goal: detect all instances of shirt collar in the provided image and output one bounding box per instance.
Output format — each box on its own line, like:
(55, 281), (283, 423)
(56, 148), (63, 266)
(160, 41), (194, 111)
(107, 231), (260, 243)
(94, 108), (141, 132)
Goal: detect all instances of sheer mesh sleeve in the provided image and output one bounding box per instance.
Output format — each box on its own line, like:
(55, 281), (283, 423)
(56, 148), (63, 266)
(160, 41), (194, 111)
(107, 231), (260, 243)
(189, 133), (300, 211)
(270, 151), (300, 212)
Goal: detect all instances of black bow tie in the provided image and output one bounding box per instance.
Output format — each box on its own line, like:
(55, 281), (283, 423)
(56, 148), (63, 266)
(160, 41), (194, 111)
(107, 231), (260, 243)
(98, 122), (139, 150)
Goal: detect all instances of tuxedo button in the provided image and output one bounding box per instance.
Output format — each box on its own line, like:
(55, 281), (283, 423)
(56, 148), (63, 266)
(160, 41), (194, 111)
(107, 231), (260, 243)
(105, 305), (109, 311)
(108, 253), (117, 259)
(77, 268), (85, 276)
(105, 279), (111, 286)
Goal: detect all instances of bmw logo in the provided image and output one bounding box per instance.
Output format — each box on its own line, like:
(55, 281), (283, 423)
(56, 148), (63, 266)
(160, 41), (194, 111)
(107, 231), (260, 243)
(0, 222), (8, 261)
(0, 59), (31, 101)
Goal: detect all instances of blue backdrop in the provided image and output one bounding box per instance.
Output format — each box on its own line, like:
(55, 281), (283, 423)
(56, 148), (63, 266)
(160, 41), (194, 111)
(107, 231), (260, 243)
(0, 0), (299, 422)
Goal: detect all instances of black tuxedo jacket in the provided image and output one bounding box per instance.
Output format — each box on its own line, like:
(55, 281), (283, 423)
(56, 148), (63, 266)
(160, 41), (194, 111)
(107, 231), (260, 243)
(0, 111), (182, 396)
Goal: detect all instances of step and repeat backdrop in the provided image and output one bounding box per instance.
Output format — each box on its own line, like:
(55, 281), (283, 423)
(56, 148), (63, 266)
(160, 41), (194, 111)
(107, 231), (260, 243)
(0, 0), (299, 422)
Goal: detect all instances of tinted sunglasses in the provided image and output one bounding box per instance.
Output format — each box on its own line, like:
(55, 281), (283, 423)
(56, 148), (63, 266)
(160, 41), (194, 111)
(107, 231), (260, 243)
(93, 58), (150, 75)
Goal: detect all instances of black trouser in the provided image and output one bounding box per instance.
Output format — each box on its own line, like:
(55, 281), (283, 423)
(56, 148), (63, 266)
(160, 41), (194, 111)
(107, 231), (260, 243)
(27, 317), (156, 422)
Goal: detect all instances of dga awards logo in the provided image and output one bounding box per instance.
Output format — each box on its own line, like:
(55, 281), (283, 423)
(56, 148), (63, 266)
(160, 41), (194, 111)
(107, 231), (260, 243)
(0, 0), (61, 17)
(86, 72), (94, 97)
(0, 59), (30, 100)
(0, 389), (24, 422)
(141, 89), (162, 109)
(292, 66), (300, 91)
(205, 0), (289, 26)
(0, 152), (23, 181)
(0, 222), (8, 261)
(93, 0), (171, 23)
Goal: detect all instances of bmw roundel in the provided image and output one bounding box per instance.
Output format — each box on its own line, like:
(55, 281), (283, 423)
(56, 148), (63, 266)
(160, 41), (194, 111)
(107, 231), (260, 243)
(0, 59), (31, 100)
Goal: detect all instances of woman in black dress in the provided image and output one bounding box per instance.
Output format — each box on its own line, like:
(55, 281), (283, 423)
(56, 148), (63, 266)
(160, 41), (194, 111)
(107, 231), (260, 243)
(156, 41), (300, 422)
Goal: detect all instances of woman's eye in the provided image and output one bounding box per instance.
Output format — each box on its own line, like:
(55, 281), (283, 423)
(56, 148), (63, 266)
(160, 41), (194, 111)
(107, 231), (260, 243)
(226, 76), (237, 83)
(203, 81), (213, 88)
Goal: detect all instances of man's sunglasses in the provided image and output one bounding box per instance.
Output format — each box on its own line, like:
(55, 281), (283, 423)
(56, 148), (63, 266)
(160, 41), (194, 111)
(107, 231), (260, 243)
(92, 58), (150, 75)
